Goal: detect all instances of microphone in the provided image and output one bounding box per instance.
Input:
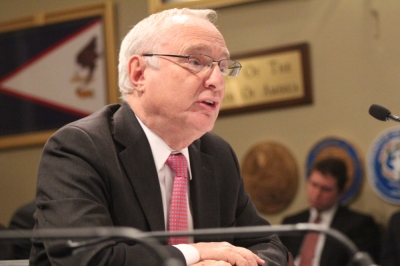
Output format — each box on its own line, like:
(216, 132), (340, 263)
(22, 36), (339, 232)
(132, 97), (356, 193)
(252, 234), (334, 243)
(369, 104), (400, 122)
(0, 225), (376, 266)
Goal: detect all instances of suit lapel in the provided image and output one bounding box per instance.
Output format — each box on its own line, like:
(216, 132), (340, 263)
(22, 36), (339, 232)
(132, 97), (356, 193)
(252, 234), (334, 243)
(320, 206), (348, 265)
(112, 104), (222, 238)
(113, 103), (165, 232)
(188, 140), (220, 241)
(329, 206), (346, 230)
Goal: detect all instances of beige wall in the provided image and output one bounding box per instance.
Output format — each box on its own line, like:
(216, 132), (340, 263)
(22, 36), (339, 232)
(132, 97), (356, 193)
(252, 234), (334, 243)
(0, 0), (399, 229)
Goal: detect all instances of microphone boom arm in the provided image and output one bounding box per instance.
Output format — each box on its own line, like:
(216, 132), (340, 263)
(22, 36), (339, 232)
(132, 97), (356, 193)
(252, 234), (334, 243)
(0, 224), (375, 266)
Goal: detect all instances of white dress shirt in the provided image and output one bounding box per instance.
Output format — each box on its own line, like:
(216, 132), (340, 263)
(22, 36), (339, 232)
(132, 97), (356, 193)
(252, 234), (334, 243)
(294, 204), (338, 266)
(136, 117), (200, 265)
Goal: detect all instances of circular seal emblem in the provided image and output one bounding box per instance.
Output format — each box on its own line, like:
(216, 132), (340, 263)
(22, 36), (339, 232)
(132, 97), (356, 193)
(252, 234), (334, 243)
(241, 141), (299, 214)
(368, 127), (400, 204)
(306, 136), (364, 205)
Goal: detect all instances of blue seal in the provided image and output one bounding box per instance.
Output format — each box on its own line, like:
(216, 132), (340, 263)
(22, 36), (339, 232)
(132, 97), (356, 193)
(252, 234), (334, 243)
(306, 137), (363, 204)
(368, 127), (400, 204)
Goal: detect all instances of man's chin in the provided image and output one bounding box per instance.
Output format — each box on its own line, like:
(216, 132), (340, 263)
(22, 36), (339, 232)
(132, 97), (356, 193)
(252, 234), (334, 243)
(311, 203), (324, 212)
(192, 117), (216, 132)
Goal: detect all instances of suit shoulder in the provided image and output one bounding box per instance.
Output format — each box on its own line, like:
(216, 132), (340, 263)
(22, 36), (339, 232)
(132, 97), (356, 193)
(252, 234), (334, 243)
(44, 104), (122, 150)
(335, 206), (378, 227)
(282, 209), (309, 224)
(55, 104), (121, 134)
(337, 206), (375, 220)
(9, 201), (36, 229)
(71, 104), (120, 127)
(390, 211), (400, 222)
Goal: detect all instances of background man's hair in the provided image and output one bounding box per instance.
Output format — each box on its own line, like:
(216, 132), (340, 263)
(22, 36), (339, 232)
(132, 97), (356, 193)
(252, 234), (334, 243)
(312, 157), (348, 192)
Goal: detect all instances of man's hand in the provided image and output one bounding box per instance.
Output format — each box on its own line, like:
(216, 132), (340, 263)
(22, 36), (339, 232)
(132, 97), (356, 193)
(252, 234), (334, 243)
(190, 242), (265, 266)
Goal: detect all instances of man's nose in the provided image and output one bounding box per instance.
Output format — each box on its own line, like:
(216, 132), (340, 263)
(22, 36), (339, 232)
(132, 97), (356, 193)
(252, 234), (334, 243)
(204, 64), (225, 90)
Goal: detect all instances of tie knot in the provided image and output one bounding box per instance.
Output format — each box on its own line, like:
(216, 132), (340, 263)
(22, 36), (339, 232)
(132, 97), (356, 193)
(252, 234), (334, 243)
(166, 153), (188, 178)
(314, 215), (321, 224)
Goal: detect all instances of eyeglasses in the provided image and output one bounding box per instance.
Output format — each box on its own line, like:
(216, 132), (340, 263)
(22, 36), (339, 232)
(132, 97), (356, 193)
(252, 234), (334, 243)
(142, 53), (242, 77)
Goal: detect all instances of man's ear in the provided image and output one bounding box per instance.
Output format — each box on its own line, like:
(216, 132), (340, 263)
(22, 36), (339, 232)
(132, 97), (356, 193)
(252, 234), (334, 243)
(128, 55), (146, 92)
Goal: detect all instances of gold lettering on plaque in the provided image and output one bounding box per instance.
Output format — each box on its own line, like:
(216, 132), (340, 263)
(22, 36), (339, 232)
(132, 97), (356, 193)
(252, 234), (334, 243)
(222, 50), (304, 110)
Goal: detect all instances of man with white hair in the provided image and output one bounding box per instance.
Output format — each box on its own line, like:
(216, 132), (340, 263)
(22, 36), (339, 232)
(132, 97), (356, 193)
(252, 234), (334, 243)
(30, 8), (288, 266)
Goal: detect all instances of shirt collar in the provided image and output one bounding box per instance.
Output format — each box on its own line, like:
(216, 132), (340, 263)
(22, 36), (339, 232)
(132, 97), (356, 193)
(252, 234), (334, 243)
(310, 204), (338, 224)
(136, 116), (191, 177)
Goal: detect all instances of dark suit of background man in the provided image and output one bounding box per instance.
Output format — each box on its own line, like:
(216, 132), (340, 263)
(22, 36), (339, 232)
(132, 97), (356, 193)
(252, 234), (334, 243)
(0, 201), (35, 260)
(381, 210), (400, 266)
(280, 158), (380, 266)
(0, 224), (13, 260)
(29, 8), (288, 266)
(8, 200), (36, 259)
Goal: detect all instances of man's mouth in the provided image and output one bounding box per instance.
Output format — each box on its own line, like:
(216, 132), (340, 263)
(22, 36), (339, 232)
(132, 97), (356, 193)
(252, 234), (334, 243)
(203, 100), (215, 106)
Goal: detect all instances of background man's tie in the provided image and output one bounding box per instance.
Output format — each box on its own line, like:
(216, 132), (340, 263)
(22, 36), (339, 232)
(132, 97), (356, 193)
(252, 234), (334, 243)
(166, 153), (189, 245)
(299, 215), (321, 266)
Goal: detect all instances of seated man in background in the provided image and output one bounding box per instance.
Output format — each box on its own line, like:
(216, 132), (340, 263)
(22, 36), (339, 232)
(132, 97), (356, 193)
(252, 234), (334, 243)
(0, 201), (35, 261)
(8, 200), (36, 260)
(381, 210), (400, 266)
(0, 223), (13, 260)
(280, 158), (380, 266)
(30, 7), (288, 266)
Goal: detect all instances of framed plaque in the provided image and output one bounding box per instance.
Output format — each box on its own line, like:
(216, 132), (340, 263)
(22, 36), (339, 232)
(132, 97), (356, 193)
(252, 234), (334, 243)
(368, 127), (400, 204)
(0, 2), (118, 149)
(220, 43), (313, 115)
(148, 0), (261, 14)
(241, 141), (299, 214)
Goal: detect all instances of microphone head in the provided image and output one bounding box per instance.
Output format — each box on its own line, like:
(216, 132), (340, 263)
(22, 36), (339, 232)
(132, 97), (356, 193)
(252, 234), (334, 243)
(369, 104), (391, 121)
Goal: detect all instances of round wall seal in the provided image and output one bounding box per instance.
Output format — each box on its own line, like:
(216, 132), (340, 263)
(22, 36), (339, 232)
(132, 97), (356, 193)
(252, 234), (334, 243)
(368, 127), (400, 204)
(241, 141), (299, 214)
(306, 136), (364, 205)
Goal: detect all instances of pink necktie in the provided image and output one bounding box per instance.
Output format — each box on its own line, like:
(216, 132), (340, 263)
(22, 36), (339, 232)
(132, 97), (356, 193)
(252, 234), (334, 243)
(166, 153), (189, 245)
(299, 215), (321, 266)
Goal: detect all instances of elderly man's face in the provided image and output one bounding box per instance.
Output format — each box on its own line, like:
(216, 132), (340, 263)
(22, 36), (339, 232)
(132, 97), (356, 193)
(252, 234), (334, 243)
(141, 16), (228, 137)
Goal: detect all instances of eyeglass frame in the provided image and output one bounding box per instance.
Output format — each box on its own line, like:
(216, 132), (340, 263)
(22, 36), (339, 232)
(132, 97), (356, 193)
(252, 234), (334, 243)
(142, 53), (242, 77)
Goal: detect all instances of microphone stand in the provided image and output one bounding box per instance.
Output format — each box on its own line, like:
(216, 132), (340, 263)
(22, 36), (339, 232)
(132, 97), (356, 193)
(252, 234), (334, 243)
(0, 227), (182, 266)
(0, 224), (376, 266)
(147, 224), (376, 266)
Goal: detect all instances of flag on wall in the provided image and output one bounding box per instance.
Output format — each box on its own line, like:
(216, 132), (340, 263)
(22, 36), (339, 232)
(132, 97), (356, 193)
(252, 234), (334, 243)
(0, 16), (108, 137)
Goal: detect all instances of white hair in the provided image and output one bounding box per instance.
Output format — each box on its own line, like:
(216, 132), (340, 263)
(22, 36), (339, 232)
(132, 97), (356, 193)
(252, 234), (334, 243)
(118, 8), (218, 100)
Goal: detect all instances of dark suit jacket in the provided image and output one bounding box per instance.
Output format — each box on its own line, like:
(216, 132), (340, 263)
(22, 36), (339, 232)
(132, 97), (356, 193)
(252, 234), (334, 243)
(381, 211), (400, 266)
(281, 206), (381, 266)
(30, 103), (287, 266)
(0, 224), (13, 260)
(9, 200), (36, 259)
